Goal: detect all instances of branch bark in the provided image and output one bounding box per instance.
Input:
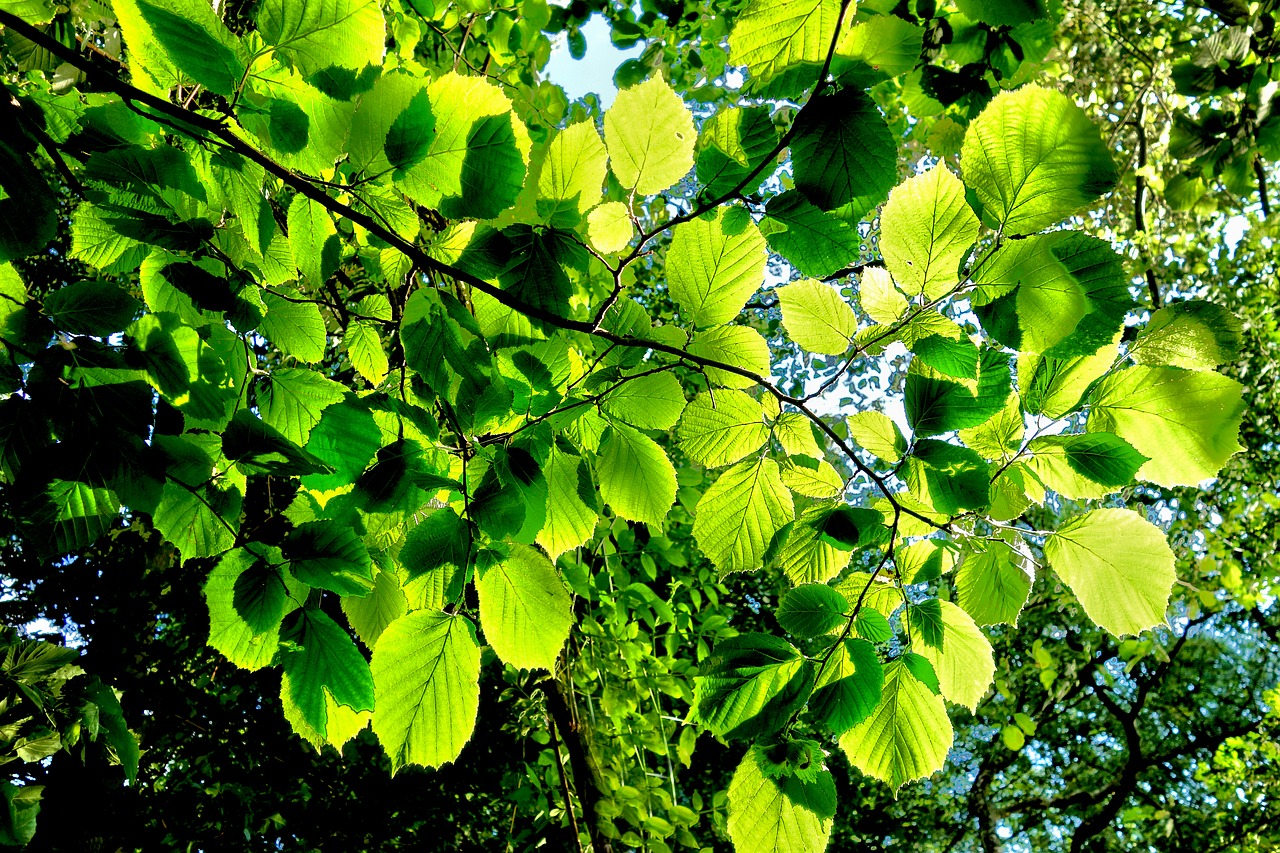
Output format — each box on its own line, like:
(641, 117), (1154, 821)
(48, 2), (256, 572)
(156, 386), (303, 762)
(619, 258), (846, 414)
(540, 679), (613, 853)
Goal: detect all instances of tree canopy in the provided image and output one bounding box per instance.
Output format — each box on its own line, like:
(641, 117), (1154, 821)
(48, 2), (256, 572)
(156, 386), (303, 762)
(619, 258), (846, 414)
(0, 0), (1277, 850)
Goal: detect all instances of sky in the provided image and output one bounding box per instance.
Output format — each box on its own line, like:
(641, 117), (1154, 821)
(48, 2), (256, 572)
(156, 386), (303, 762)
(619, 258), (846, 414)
(543, 14), (643, 108)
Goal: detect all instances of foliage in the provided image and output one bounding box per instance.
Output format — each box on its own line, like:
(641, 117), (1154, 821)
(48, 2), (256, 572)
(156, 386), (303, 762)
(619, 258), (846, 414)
(0, 0), (1274, 851)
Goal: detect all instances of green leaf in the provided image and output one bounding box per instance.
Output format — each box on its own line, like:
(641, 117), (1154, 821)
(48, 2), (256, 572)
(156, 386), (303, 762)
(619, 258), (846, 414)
(83, 679), (140, 784)
(686, 326), (770, 389)
(597, 424), (677, 528)
(371, 611), (480, 772)
(854, 608), (893, 644)
(538, 121), (608, 224)
(223, 410), (332, 476)
(398, 73), (531, 220)
(537, 441), (599, 559)
(1086, 365), (1245, 487)
(792, 87), (897, 216)
(904, 440), (991, 515)
(341, 566), (408, 648)
(696, 106), (779, 197)
(287, 194), (341, 288)
(261, 288), (327, 364)
(916, 600), (995, 712)
(42, 280), (141, 336)
(586, 202), (634, 254)
(902, 651), (940, 694)
(676, 389), (770, 469)
(777, 584), (849, 637)
(953, 541), (1034, 626)
(32, 481), (120, 557)
(857, 267), (909, 325)
(205, 548), (305, 671)
(909, 599), (945, 649)
(879, 163), (979, 300)
(895, 539), (957, 585)
(152, 481), (241, 561)
(600, 371), (687, 431)
(833, 15), (925, 86)
(668, 205), (768, 328)
(838, 660), (953, 793)
(257, 367), (346, 445)
(726, 746), (836, 853)
(284, 521), (375, 596)
(809, 638), (884, 733)
(778, 278), (858, 355)
(972, 232), (1134, 357)
(1019, 336), (1118, 419)
(127, 0), (248, 96)
(729, 0), (841, 91)
(1024, 433), (1148, 500)
(818, 506), (889, 552)
(959, 393), (1024, 460)
(603, 75), (696, 195)
(777, 504), (853, 586)
(773, 413), (823, 458)
(1130, 300), (1243, 370)
(905, 348), (1012, 437)
(1044, 508), (1175, 637)
(345, 320), (388, 385)
(256, 0), (385, 75)
(779, 457), (844, 499)
(846, 411), (907, 464)
(693, 456), (794, 575)
(960, 85), (1118, 236)
(231, 551), (295, 633)
(280, 608), (374, 749)
(475, 544), (573, 671)
(760, 191), (861, 279)
(346, 70), (435, 175)
(694, 634), (814, 740)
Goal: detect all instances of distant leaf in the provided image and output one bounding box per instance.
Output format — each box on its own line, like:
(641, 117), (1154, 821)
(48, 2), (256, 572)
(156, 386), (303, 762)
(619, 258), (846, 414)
(693, 456), (794, 575)
(879, 164), (979, 300)
(475, 545), (573, 671)
(726, 746), (836, 853)
(778, 279), (858, 355)
(694, 633), (814, 740)
(1044, 509), (1175, 637)
(668, 205), (768, 328)
(839, 660), (953, 792)
(603, 75), (696, 195)
(1087, 366), (1245, 487)
(371, 611), (480, 772)
(961, 85), (1118, 236)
